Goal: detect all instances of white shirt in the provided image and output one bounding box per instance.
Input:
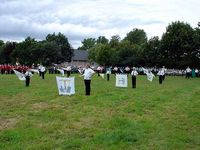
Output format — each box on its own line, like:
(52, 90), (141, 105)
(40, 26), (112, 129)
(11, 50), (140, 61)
(25, 71), (33, 77)
(186, 68), (191, 73)
(40, 66), (46, 72)
(131, 70), (138, 76)
(157, 70), (164, 76)
(83, 68), (95, 80)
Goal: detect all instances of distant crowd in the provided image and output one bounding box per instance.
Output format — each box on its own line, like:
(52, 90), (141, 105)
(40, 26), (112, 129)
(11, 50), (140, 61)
(1, 63), (200, 78)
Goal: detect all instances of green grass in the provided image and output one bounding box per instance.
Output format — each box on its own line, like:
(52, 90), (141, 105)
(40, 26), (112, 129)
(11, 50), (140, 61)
(0, 74), (200, 150)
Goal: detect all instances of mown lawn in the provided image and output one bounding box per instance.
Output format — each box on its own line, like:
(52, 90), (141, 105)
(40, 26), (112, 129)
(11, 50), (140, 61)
(0, 73), (200, 150)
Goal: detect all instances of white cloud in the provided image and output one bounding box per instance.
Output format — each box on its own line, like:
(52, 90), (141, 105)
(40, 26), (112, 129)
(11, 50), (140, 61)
(0, 0), (199, 48)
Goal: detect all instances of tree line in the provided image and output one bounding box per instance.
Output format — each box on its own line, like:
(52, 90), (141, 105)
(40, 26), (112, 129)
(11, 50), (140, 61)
(79, 21), (200, 68)
(0, 33), (73, 66)
(0, 21), (200, 68)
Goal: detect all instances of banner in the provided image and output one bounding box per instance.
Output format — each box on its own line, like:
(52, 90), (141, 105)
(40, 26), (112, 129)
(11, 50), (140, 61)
(116, 74), (128, 87)
(56, 76), (75, 95)
(100, 73), (105, 79)
(13, 69), (26, 81)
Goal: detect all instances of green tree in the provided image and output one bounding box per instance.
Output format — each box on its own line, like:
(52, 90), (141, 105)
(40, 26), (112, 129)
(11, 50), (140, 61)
(46, 32), (73, 62)
(123, 28), (147, 45)
(161, 21), (195, 68)
(78, 38), (96, 50)
(11, 37), (36, 65)
(96, 36), (109, 44)
(142, 36), (161, 66)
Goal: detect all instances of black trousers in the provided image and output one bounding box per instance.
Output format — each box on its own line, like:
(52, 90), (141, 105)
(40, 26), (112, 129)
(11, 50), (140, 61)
(107, 74), (110, 81)
(84, 80), (91, 95)
(159, 75), (163, 84)
(186, 73), (190, 79)
(26, 76), (30, 87)
(41, 72), (45, 79)
(132, 76), (136, 88)
(67, 71), (71, 77)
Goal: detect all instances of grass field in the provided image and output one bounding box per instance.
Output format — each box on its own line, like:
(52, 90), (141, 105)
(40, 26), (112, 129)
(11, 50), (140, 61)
(0, 73), (200, 150)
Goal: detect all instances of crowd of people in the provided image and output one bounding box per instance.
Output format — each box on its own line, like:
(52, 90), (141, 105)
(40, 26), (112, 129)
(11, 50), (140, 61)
(1, 63), (200, 95)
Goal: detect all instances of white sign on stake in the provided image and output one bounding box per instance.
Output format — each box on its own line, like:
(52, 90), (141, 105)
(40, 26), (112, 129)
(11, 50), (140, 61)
(115, 74), (128, 87)
(56, 76), (75, 95)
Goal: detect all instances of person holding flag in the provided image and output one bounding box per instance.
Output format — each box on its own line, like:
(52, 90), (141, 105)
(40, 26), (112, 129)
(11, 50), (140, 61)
(25, 70), (33, 87)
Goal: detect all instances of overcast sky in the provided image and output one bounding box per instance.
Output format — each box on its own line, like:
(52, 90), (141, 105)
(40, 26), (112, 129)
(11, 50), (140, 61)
(0, 0), (199, 48)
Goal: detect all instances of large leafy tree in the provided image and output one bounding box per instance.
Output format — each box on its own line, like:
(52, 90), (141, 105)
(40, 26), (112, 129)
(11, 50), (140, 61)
(78, 38), (96, 50)
(46, 32), (73, 62)
(12, 37), (36, 65)
(96, 36), (109, 44)
(160, 21), (195, 68)
(142, 36), (161, 66)
(123, 28), (147, 45)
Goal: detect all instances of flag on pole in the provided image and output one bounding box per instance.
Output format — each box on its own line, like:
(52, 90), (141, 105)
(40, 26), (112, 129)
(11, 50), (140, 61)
(56, 76), (75, 95)
(142, 67), (155, 82)
(100, 73), (105, 79)
(29, 69), (39, 74)
(57, 69), (65, 76)
(13, 69), (26, 81)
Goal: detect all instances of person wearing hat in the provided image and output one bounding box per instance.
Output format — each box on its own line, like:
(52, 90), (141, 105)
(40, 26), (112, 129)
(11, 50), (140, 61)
(82, 64), (95, 95)
(131, 67), (138, 88)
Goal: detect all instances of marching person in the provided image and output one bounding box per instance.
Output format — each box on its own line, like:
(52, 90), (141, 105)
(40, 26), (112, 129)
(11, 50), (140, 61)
(157, 68), (164, 84)
(82, 64), (95, 96)
(40, 65), (46, 79)
(131, 67), (138, 88)
(106, 66), (112, 81)
(25, 69), (33, 87)
(162, 66), (167, 81)
(66, 65), (71, 77)
(185, 66), (191, 79)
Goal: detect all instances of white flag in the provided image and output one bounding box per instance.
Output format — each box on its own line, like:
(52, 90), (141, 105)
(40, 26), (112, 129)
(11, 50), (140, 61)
(13, 69), (26, 81)
(56, 76), (75, 95)
(29, 69), (39, 74)
(100, 73), (105, 79)
(142, 67), (155, 82)
(116, 74), (128, 87)
(57, 69), (65, 76)
(146, 72), (155, 82)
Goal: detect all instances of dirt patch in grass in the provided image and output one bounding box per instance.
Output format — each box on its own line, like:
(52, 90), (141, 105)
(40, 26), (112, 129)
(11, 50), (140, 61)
(31, 102), (49, 110)
(0, 118), (18, 131)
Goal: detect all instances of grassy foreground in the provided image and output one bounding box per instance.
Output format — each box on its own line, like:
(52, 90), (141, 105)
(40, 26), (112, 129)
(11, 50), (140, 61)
(0, 74), (200, 150)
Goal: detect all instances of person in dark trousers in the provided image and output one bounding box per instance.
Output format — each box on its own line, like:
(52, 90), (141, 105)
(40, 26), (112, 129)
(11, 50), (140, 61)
(40, 65), (46, 79)
(66, 66), (71, 77)
(82, 64), (95, 96)
(157, 69), (164, 84)
(25, 70), (33, 87)
(185, 66), (191, 79)
(106, 66), (112, 81)
(131, 67), (138, 88)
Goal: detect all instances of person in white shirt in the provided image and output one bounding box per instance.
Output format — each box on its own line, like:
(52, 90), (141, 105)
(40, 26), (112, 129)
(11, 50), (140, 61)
(66, 66), (71, 77)
(83, 64), (95, 95)
(25, 70), (33, 87)
(195, 68), (199, 77)
(157, 68), (164, 84)
(40, 65), (46, 79)
(185, 66), (191, 79)
(162, 66), (167, 81)
(131, 67), (138, 88)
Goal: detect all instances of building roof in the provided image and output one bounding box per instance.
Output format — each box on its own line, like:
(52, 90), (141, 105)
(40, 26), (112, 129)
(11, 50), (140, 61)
(72, 49), (88, 61)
